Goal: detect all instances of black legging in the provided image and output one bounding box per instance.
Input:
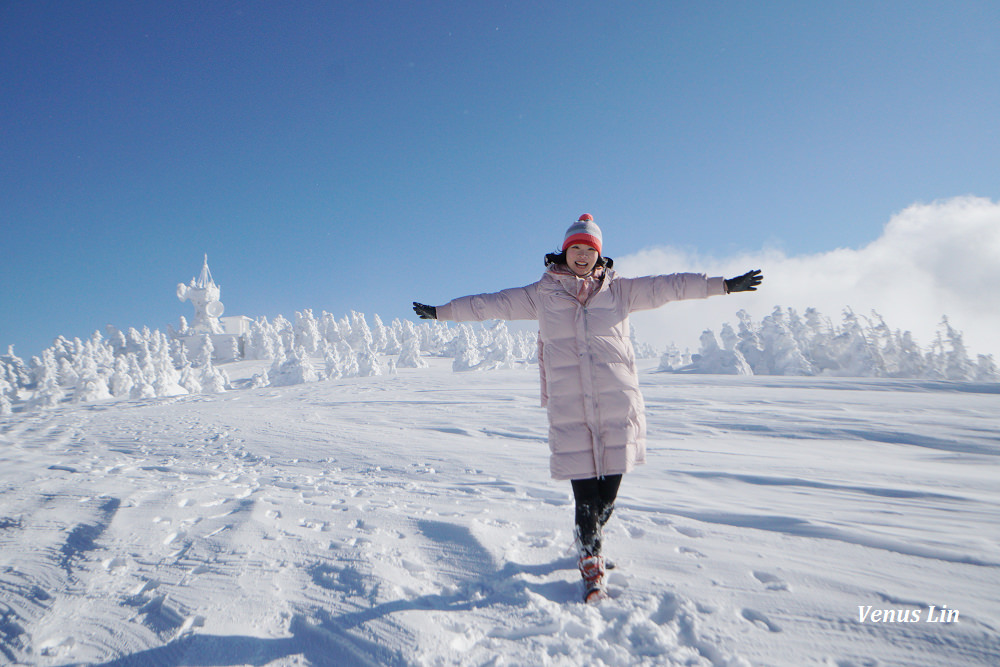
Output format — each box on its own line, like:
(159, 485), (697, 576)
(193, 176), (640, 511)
(571, 474), (622, 557)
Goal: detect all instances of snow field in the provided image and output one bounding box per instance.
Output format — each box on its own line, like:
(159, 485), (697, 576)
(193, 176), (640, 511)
(1, 361), (998, 666)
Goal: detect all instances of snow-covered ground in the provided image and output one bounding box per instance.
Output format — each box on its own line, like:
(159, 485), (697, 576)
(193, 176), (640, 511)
(1, 359), (998, 666)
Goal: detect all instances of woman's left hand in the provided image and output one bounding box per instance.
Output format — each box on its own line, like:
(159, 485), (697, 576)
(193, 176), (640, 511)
(724, 270), (763, 293)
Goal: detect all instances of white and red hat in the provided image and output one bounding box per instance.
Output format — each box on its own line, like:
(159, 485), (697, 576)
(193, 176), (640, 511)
(562, 214), (603, 254)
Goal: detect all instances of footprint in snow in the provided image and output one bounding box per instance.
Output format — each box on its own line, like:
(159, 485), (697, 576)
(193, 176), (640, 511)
(675, 525), (704, 538)
(38, 635), (77, 658)
(741, 608), (782, 633)
(163, 530), (186, 545)
(622, 522), (646, 538)
(752, 570), (790, 591)
(677, 545), (706, 558)
(102, 556), (129, 573)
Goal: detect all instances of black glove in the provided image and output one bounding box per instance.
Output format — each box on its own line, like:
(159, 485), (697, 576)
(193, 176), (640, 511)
(725, 269), (763, 293)
(412, 302), (438, 319)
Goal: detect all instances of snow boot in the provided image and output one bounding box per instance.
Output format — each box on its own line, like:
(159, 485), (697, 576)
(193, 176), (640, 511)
(579, 554), (608, 603)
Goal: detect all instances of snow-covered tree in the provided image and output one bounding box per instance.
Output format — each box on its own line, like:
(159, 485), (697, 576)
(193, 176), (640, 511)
(974, 354), (998, 382)
(109, 357), (134, 398)
(338, 341), (359, 378)
(73, 352), (112, 403)
(479, 321), (517, 370)
(294, 310), (322, 354)
(396, 336), (428, 369)
(657, 344), (684, 371)
(319, 312), (344, 347)
(683, 329), (752, 375)
(356, 344), (384, 377)
(200, 362), (230, 393)
(371, 314), (389, 354)
(1, 345), (31, 390)
(28, 350), (64, 409)
(347, 311), (373, 353)
(759, 307), (814, 376)
(630, 325), (659, 359)
(938, 317), (974, 381)
(451, 325), (483, 372)
(151, 332), (186, 397)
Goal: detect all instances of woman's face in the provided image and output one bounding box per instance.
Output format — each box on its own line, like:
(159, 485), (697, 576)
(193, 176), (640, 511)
(566, 244), (600, 276)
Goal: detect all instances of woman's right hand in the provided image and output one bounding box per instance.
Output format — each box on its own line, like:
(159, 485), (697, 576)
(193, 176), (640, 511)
(412, 302), (437, 319)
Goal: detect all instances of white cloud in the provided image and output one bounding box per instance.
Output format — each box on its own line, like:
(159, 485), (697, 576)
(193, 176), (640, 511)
(618, 196), (1000, 359)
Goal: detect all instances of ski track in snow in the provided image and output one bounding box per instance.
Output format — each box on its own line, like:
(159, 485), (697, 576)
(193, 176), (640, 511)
(1, 362), (999, 666)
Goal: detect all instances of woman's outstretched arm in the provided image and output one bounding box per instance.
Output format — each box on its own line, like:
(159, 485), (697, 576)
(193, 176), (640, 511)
(413, 283), (540, 322)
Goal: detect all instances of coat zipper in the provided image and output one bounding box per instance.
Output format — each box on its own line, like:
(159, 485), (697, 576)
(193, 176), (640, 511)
(581, 304), (605, 478)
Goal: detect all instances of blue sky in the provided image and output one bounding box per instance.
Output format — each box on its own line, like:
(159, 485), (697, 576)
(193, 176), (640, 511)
(3, 1), (999, 359)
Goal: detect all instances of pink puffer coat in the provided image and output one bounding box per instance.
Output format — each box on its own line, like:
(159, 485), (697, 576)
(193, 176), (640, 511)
(436, 266), (727, 480)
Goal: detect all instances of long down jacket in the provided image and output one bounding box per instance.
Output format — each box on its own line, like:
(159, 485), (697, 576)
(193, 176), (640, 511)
(436, 266), (727, 480)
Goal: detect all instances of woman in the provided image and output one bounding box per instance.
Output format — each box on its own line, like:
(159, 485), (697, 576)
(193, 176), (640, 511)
(412, 214), (762, 602)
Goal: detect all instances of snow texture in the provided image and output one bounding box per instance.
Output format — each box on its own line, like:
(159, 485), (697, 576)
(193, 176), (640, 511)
(1, 358), (998, 666)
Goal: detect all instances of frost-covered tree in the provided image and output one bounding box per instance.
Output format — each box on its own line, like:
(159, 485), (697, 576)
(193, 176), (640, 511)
(356, 344), (384, 377)
(200, 362), (230, 393)
(57, 357), (79, 389)
(128, 353), (156, 399)
(974, 354), (998, 382)
(29, 376), (65, 409)
(294, 310), (322, 354)
(397, 319), (420, 354)
(938, 317), (974, 381)
(28, 350), (64, 409)
(105, 326), (128, 357)
(151, 332), (186, 397)
(657, 344), (684, 371)
(271, 315), (294, 353)
(397, 336), (428, 369)
(759, 307), (814, 376)
(250, 369), (269, 388)
(451, 325), (483, 372)
(2, 345), (31, 390)
(443, 323), (477, 359)
(513, 330), (538, 363)
(193, 334), (215, 368)
(109, 357), (134, 398)
(479, 321), (517, 370)
(684, 329), (752, 375)
(319, 312), (344, 347)
(73, 352), (112, 403)
(338, 341), (359, 378)
(735, 310), (766, 373)
(371, 314), (390, 354)
(823, 310), (880, 377)
(245, 317), (278, 361)
(384, 326), (402, 357)
(894, 330), (927, 379)
(347, 311), (373, 353)
(178, 362), (202, 394)
(630, 325), (659, 359)
(321, 340), (340, 379)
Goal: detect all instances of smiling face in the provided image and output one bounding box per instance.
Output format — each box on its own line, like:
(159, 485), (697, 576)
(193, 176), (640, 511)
(566, 243), (600, 276)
